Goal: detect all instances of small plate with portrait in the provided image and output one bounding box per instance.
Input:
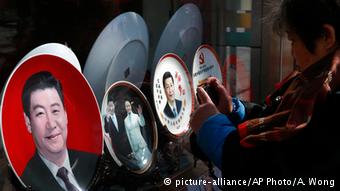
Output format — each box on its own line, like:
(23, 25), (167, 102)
(101, 81), (157, 174)
(153, 53), (194, 137)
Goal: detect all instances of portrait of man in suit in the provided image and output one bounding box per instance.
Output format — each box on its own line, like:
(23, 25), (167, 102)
(162, 71), (182, 119)
(21, 71), (98, 191)
(103, 99), (132, 163)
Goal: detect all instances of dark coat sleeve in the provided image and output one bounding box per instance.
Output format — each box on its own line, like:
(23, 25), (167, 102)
(221, 90), (340, 178)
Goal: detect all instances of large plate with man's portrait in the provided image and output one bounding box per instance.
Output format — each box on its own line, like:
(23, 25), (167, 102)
(153, 53), (194, 136)
(101, 81), (157, 174)
(192, 44), (222, 95)
(0, 46), (103, 191)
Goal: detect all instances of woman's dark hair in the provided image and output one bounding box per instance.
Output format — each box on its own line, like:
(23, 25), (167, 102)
(271, 0), (340, 53)
(22, 71), (64, 117)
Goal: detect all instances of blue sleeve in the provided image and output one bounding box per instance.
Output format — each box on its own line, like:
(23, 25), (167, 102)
(196, 114), (236, 169)
(229, 98), (246, 124)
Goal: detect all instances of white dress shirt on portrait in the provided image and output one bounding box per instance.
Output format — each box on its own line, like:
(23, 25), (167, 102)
(168, 101), (178, 116)
(39, 151), (82, 191)
(110, 113), (119, 131)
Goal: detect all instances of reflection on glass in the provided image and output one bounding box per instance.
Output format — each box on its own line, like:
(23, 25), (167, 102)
(225, 46), (251, 101)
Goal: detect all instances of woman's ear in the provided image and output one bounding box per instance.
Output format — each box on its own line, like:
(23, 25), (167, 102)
(24, 113), (32, 133)
(322, 24), (337, 50)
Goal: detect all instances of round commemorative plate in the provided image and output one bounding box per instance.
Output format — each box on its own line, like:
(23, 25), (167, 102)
(153, 53), (194, 136)
(101, 81), (157, 174)
(0, 47), (103, 191)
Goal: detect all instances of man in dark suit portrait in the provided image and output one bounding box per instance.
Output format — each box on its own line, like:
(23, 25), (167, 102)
(162, 71), (182, 118)
(21, 71), (98, 191)
(103, 100), (132, 161)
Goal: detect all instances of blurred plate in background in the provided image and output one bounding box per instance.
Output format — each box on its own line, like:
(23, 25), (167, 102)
(84, 12), (149, 106)
(152, 3), (203, 79)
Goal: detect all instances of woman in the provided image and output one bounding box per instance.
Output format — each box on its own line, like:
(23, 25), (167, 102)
(124, 100), (151, 169)
(191, 0), (340, 179)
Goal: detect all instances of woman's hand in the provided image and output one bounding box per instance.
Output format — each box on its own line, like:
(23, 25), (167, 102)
(190, 87), (220, 134)
(137, 104), (143, 115)
(206, 77), (233, 115)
